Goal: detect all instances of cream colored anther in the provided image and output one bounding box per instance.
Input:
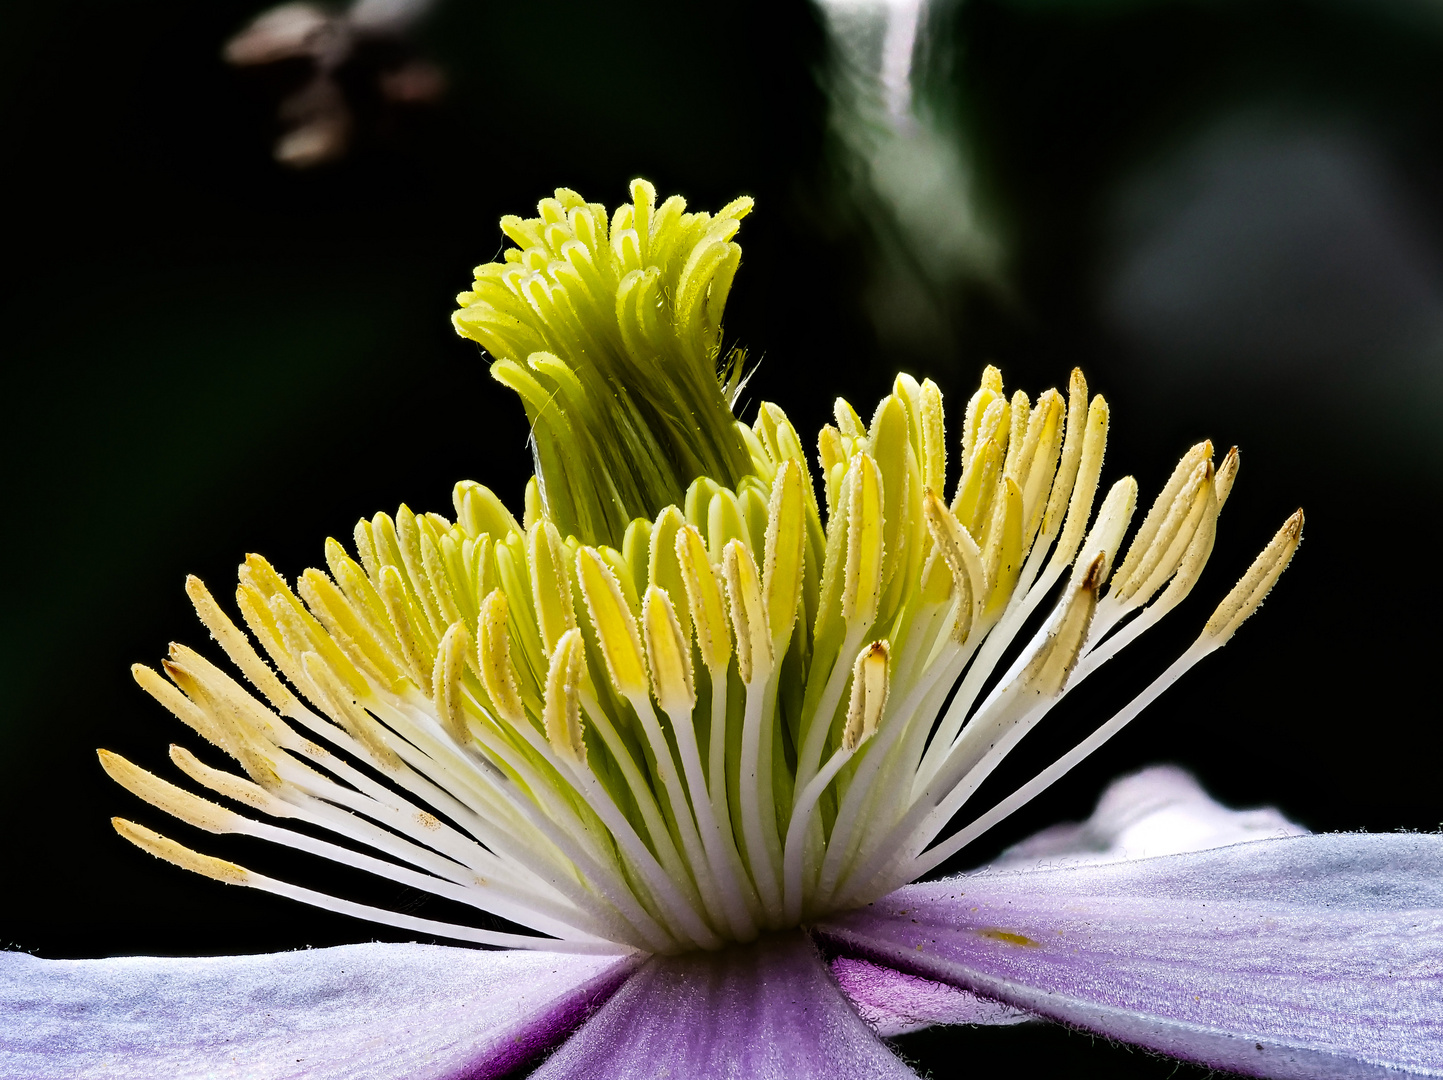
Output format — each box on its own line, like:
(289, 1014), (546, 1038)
(98, 750), (238, 834)
(1111, 441), (1212, 592)
(1024, 552), (1106, 698)
(1202, 510), (1304, 646)
(1072, 477), (1137, 590)
(843, 641), (890, 751)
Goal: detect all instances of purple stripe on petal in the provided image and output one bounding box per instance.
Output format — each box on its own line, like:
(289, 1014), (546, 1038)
(818, 833), (1443, 1080)
(0, 942), (638, 1080)
(830, 955), (1032, 1036)
(529, 930), (920, 1079)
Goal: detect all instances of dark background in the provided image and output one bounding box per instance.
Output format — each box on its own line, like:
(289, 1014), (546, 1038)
(3, 0), (1442, 1076)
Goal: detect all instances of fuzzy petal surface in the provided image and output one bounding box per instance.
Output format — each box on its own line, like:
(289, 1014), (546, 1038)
(530, 930), (918, 1079)
(993, 765), (1307, 870)
(0, 942), (638, 1080)
(818, 833), (1443, 1079)
(830, 955), (1031, 1036)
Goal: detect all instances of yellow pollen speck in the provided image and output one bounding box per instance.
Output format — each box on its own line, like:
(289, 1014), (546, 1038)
(979, 928), (1040, 947)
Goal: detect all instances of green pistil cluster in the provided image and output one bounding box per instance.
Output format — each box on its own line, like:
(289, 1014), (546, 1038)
(453, 179), (758, 549)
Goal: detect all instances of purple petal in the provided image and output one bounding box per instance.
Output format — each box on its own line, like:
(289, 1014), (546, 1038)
(0, 942), (637, 1079)
(818, 833), (1443, 1079)
(992, 764), (1307, 870)
(830, 955), (1031, 1036)
(529, 930), (919, 1079)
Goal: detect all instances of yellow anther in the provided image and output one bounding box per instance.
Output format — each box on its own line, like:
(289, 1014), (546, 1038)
(454, 480), (523, 541)
(99, 750), (237, 834)
(477, 590), (527, 727)
(576, 546), (649, 699)
(706, 488), (750, 566)
(528, 519), (577, 655)
(1053, 394), (1111, 568)
(1015, 389), (1065, 545)
(1041, 370), (1088, 538)
(544, 628), (588, 763)
(916, 378), (946, 497)
(843, 641), (891, 751)
(952, 438), (1001, 540)
(1023, 552), (1105, 698)
(1202, 510), (1303, 646)
(112, 818), (250, 886)
(675, 523), (733, 674)
(763, 460), (806, 650)
(376, 564), (432, 685)
(922, 492), (985, 643)
(298, 568), (405, 689)
(301, 652), (400, 769)
(433, 621), (472, 745)
(842, 453), (884, 626)
(648, 507), (693, 647)
(185, 575), (294, 713)
(723, 538), (772, 685)
(982, 476), (1024, 616)
(834, 397), (866, 440)
(642, 586), (696, 716)
(819, 424), (847, 515)
(1002, 390), (1031, 478)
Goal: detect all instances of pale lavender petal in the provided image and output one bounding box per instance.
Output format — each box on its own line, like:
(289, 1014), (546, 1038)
(991, 764), (1307, 870)
(530, 930), (919, 1079)
(819, 833), (1443, 1079)
(0, 942), (638, 1080)
(830, 955), (1031, 1036)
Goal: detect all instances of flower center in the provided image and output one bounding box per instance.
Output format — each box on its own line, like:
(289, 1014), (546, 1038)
(101, 182), (1301, 955)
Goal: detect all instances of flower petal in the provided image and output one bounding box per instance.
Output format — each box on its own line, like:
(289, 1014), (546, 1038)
(830, 955), (1031, 1036)
(0, 942), (638, 1079)
(530, 930), (919, 1079)
(991, 764), (1307, 869)
(818, 833), (1443, 1079)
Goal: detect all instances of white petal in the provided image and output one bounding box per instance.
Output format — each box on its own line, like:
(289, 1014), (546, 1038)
(0, 941), (637, 1079)
(989, 764), (1306, 869)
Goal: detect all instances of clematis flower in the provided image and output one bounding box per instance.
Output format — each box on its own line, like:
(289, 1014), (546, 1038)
(4, 181), (1440, 1079)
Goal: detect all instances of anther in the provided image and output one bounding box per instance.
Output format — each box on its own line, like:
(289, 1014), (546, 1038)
(477, 589), (526, 727)
(544, 629), (588, 764)
(843, 641), (890, 751)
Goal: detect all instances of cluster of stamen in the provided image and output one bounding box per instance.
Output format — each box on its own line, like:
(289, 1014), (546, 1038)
(103, 182), (1301, 956)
